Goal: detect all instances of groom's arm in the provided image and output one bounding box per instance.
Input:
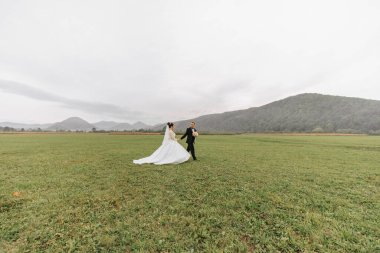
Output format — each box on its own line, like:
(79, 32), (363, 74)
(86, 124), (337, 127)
(181, 128), (188, 140)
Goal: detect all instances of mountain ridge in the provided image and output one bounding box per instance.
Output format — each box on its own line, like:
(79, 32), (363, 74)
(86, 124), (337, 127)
(47, 117), (95, 131)
(162, 93), (380, 133)
(2, 93), (380, 133)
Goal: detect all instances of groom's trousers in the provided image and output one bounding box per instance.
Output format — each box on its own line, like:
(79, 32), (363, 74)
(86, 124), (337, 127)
(187, 142), (196, 160)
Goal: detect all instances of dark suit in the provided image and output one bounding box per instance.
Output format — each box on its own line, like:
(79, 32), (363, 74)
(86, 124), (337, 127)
(181, 127), (197, 160)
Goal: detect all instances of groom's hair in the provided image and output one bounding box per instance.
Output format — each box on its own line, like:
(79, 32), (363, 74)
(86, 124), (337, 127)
(191, 121), (195, 124)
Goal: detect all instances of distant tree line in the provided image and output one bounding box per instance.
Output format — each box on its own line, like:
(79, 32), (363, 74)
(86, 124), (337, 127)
(91, 128), (162, 133)
(0, 126), (43, 132)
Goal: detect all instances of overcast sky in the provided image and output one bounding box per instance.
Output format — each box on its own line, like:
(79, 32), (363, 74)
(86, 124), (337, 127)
(0, 0), (379, 124)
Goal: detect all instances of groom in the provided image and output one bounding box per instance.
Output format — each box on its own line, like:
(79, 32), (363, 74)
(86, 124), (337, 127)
(181, 121), (197, 160)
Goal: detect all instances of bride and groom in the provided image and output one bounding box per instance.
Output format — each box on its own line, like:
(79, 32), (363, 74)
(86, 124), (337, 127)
(133, 122), (198, 165)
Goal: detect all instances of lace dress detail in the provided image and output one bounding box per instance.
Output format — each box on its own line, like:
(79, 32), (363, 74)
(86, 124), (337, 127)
(169, 130), (176, 140)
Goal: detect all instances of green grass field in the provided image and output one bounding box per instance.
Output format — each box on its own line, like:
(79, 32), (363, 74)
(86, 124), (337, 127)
(0, 133), (379, 252)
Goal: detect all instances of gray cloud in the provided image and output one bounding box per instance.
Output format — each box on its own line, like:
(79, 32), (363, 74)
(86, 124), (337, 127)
(0, 79), (144, 120)
(0, 0), (379, 124)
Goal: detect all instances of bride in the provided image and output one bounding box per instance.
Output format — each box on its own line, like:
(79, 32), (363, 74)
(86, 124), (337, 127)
(133, 122), (191, 165)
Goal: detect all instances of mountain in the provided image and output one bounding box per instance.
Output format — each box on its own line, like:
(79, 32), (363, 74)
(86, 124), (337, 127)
(110, 122), (133, 131)
(131, 121), (151, 130)
(93, 121), (152, 131)
(0, 118), (153, 131)
(92, 121), (119, 131)
(47, 117), (95, 131)
(165, 93), (380, 133)
(3, 93), (380, 133)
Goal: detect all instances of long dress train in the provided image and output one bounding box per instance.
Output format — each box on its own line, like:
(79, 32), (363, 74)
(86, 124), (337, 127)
(133, 126), (190, 165)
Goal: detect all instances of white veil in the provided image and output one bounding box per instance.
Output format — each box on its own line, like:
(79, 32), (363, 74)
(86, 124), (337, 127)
(162, 125), (170, 145)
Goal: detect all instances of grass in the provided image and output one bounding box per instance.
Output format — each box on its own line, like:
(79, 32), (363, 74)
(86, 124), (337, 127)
(0, 133), (379, 252)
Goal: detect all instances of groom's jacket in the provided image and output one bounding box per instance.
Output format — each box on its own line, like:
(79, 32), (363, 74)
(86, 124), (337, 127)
(181, 127), (197, 144)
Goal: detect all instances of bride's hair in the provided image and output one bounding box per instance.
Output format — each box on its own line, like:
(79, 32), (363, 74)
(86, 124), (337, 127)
(167, 122), (174, 128)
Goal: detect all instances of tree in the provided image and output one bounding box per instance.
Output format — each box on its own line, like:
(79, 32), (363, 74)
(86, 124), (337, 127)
(312, 127), (324, 133)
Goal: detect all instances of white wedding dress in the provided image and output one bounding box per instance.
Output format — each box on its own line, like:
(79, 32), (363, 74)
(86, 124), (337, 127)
(133, 126), (191, 165)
